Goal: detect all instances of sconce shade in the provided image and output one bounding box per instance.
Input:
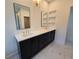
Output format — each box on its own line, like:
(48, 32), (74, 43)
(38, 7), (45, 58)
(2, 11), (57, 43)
(33, 0), (41, 7)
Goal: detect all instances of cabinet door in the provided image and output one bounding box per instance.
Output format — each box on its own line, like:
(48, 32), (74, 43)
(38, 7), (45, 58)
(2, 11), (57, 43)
(43, 32), (50, 45)
(31, 36), (39, 56)
(50, 30), (55, 41)
(19, 39), (32, 59)
(38, 32), (50, 49)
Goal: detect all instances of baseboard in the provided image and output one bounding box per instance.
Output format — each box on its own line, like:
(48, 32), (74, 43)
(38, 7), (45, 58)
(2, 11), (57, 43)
(6, 49), (19, 59)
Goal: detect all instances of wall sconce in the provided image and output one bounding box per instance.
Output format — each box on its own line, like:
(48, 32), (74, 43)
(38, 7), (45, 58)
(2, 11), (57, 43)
(33, 0), (41, 7)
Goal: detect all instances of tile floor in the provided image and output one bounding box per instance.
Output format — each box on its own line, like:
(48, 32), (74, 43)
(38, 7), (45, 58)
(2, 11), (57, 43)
(32, 42), (73, 59)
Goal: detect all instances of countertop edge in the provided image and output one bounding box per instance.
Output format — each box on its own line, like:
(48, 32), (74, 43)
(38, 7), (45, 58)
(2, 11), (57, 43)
(15, 28), (56, 42)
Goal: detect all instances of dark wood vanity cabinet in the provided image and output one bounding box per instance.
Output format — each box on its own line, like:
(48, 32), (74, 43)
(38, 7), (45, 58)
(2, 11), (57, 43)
(19, 30), (56, 59)
(19, 39), (32, 59)
(50, 30), (55, 42)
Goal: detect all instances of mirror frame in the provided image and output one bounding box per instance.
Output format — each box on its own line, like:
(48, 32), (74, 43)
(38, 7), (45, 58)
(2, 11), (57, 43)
(13, 3), (31, 30)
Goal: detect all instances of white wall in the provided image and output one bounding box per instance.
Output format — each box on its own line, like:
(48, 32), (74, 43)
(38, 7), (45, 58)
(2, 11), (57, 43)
(49, 0), (73, 44)
(40, 0), (48, 12)
(5, 0), (17, 56)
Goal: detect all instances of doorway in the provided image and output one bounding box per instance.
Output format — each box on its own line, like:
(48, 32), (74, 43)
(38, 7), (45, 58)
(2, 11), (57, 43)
(65, 7), (73, 46)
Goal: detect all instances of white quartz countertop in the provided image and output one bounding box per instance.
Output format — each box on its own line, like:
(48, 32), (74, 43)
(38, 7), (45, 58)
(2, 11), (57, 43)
(15, 27), (56, 42)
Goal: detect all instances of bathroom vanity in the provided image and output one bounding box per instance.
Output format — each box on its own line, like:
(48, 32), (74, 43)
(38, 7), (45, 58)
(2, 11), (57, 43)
(14, 3), (56, 59)
(15, 27), (56, 59)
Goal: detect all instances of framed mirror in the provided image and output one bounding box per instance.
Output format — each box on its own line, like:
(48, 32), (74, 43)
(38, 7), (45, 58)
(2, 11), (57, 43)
(13, 3), (30, 30)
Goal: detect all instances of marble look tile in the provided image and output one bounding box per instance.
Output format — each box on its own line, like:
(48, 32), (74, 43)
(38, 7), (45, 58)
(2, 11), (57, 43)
(32, 43), (73, 59)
